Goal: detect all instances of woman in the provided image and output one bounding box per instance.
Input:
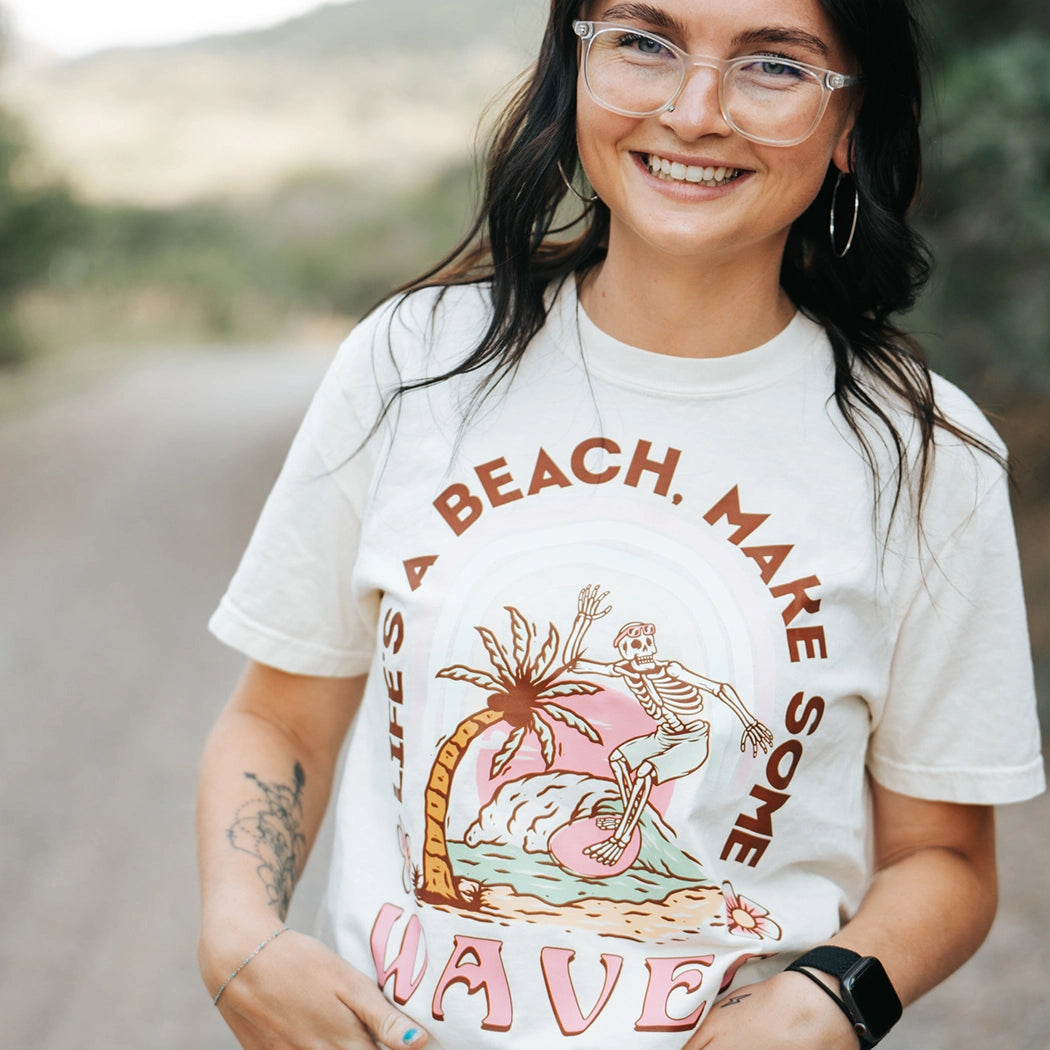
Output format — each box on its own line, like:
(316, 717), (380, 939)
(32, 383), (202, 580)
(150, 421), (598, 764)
(197, 1), (1044, 1048)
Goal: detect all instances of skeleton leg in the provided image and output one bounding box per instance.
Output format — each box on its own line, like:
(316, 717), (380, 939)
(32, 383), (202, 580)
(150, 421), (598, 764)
(596, 749), (633, 830)
(585, 762), (656, 865)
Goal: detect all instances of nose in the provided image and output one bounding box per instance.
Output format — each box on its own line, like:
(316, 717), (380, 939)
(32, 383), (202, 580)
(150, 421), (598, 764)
(659, 63), (731, 140)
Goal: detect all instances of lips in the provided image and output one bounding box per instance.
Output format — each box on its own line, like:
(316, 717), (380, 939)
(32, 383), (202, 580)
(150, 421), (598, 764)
(641, 152), (744, 187)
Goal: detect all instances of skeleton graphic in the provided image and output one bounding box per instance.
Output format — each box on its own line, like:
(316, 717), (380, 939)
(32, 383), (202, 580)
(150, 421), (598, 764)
(564, 585), (773, 866)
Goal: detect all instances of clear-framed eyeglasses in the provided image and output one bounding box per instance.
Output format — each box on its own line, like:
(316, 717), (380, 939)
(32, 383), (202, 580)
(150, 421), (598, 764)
(573, 21), (861, 147)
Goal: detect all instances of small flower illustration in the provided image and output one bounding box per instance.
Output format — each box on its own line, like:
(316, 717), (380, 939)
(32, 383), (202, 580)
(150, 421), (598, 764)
(722, 880), (783, 941)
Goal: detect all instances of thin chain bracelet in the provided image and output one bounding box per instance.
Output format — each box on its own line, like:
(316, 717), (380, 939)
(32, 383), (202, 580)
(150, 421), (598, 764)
(213, 926), (289, 1006)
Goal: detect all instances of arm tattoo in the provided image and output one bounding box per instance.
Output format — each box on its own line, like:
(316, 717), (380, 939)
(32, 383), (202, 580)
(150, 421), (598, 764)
(227, 761), (307, 920)
(719, 994), (753, 1008)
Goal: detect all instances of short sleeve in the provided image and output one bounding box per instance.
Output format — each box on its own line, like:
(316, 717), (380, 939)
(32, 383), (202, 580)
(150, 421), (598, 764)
(208, 332), (384, 678)
(868, 469), (1045, 804)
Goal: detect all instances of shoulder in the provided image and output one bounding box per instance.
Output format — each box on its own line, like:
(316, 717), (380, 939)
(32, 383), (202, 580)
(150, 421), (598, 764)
(893, 370), (1013, 566)
(821, 347), (1011, 551)
(316, 282), (495, 419)
(929, 371), (1007, 460)
(925, 371), (1009, 514)
(342, 282), (494, 378)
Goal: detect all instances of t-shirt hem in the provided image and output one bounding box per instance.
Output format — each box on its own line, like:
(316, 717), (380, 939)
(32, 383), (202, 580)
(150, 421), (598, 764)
(868, 753), (1046, 805)
(208, 600), (374, 678)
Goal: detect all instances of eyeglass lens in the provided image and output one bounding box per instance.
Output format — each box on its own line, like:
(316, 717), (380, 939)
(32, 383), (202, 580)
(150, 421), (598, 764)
(584, 28), (826, 144)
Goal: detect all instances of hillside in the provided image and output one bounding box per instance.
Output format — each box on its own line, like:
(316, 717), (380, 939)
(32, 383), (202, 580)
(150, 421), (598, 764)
(0, 0), (547, 205)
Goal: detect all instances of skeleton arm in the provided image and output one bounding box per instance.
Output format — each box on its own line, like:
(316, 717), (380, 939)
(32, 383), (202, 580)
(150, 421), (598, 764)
(571, 657), (623, 678)
(665, 661), (773, 756)
(562, 584), (612, 668)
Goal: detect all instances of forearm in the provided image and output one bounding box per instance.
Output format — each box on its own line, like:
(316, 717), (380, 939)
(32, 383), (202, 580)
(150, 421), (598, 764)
(826, 827), (997, 1005)
(686, 790), (997, 1048)
(196, 664), (362, 993)
(198, 710), (331, 911)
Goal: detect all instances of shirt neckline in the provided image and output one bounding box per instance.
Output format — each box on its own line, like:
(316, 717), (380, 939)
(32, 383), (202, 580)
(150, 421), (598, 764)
(546, 279), (827, 398)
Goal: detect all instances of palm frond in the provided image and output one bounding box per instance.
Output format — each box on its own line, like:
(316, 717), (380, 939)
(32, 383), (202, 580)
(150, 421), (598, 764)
(506, 606), (533, 674)
(535, 680), (603, 699)
(436, 664), (504, 691)
(532, 622), (560, 678)
(541, 703), (603, 743)
(490, 724), (527, 778)
(476, 625), (514, 680)
(531, 713), (556, 767)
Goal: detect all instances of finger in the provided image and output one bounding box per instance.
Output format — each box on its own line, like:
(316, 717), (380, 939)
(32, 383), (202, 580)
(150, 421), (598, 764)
(339, 970), (429, 1050)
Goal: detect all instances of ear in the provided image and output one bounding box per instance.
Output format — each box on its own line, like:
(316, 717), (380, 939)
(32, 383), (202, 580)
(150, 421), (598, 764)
(831, 94), (862, 174)
(831, 124), (855, 174)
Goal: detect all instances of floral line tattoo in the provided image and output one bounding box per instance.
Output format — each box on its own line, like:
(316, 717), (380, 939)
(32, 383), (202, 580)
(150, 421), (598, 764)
(227, 761), (307, 920)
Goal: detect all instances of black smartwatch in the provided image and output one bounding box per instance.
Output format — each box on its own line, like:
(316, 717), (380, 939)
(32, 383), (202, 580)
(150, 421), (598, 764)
(785, 945), (902, 1048)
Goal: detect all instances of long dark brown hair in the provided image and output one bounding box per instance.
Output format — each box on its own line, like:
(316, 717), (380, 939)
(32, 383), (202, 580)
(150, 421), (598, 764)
(374, 0), (1004, 520)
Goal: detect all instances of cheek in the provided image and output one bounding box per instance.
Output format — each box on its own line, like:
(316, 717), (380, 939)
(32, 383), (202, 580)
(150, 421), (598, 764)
(575, 96), (637, 178)
(753, 137), (838, 211)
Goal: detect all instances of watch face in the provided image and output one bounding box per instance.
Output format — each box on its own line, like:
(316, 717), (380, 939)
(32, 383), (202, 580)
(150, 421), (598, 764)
(841, 957), (903, 1040)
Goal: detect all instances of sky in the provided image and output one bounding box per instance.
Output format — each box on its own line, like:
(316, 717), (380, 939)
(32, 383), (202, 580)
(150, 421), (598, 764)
(1, 0), (343, 56)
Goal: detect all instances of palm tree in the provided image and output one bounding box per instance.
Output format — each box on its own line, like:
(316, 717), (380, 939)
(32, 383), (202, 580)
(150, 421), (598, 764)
(420, 604), (604, 907)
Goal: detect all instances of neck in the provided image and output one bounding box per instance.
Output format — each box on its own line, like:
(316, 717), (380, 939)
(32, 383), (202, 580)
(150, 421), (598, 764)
(578, 238), (796, 359)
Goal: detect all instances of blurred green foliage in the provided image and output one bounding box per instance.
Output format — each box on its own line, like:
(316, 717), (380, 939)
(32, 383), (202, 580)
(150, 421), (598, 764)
(1, 0), (1048, 398)
(0, 110), (83, 363)
(914, 25), (1050, 395)
(37, 164), (479, 344)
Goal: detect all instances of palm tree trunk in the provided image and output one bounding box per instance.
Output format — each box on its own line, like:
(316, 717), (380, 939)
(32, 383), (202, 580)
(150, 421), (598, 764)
(419, 707), (505, 906)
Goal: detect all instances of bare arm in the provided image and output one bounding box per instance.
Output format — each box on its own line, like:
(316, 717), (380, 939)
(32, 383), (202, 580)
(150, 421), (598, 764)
(686, 781), (997, 1048)
(197, 661), (428, 1049)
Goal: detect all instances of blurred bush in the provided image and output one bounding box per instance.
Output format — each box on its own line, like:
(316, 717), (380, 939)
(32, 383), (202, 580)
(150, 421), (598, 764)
(0, 109), (83, 364)
(31, 163), (479, 350)
(914, 31), (1050, 396)
(1, 0), (1048, 402)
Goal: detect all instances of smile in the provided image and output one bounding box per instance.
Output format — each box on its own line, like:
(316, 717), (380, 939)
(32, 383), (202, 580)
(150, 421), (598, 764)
(643, 153), (742, 187)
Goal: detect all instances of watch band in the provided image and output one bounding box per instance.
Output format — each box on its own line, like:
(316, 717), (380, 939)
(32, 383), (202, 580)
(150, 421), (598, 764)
(787, 963), (857, 1026)
(788, 944), (863, 978)
(784, 946), (890, 1050)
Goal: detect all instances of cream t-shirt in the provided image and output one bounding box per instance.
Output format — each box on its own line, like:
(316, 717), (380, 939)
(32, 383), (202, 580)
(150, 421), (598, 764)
(210, 281), (1044, 1048)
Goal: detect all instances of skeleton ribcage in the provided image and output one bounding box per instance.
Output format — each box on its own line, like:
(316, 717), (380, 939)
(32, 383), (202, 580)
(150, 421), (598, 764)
(624, 669), (705, 728)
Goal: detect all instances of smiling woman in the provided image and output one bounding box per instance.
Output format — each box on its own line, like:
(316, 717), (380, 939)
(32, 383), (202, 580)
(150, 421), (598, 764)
(196, 2), (1044, 1050)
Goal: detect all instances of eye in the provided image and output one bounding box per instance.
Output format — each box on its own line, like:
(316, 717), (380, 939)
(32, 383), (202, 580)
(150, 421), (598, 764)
(632, 639), (643, 649)
(742, 56), (807, 80)
(616, 31), (673, 59)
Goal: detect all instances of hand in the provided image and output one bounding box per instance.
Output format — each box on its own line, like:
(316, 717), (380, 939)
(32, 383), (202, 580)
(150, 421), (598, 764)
(204, 927), (428, 1049)
(577, 584), (612, 622)
(683, 971), (858, 1050)
(739, 719), (774, 758)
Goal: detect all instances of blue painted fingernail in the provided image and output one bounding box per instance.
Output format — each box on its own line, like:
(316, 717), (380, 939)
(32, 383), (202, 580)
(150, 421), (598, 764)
(403, 1029), (421, 1044)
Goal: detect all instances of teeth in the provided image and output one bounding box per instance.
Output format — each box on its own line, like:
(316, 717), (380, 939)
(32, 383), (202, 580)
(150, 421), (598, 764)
(646, 155), (738, 187)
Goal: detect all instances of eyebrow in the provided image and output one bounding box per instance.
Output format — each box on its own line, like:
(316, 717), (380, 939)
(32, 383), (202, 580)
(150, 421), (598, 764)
(598, 3), (687, 35)
(732, 26), (830, 60)
(597, 4), (831, 61)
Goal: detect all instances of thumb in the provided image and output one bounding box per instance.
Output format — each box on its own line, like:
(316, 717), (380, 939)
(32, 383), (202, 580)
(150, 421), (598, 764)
(341, 967), (430, 1050)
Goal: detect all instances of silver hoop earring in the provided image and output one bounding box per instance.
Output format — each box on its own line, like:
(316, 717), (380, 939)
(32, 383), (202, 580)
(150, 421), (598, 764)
(829, 171), (859, 259)
(557, 158), (598, 203)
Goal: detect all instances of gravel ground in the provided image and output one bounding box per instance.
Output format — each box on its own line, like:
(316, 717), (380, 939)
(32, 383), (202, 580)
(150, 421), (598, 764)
(0, 346), (1045, 1049)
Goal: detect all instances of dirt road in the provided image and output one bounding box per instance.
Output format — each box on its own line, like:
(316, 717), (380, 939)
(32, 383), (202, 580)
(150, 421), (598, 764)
(1, 347), (1045, 1049)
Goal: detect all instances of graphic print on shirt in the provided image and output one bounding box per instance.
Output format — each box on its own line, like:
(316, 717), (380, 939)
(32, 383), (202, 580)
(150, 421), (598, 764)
(414, 580), (779, 944)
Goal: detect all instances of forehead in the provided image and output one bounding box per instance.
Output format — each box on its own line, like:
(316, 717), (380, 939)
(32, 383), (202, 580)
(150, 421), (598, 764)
(582, 0), (845, 63)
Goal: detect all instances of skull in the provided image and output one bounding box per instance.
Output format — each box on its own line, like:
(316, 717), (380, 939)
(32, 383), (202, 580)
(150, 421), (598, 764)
(614, 622), (657, 669)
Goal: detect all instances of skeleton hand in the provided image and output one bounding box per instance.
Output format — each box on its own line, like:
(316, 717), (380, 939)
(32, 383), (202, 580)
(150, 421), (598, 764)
(577, 584), (612, 623)
(739, 719), (774, 758)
